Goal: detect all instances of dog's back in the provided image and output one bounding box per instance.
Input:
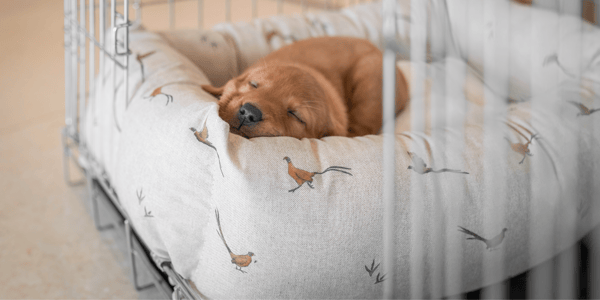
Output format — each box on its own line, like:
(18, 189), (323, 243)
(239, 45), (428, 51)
(260, 37), (382, 104)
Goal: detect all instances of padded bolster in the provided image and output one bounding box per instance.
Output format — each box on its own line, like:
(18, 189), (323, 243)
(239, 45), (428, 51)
(86, 4), (600, 298)
(158, 30), (239, 88)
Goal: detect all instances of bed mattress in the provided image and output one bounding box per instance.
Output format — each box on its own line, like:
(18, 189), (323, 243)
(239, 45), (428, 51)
(84, 1), (600, 298)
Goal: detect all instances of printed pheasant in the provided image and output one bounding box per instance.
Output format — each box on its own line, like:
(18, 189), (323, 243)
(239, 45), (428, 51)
(215, 209), (254, 273)
(144, 86), (173, 106)
(283, 157), (352, 192)
(265, 30), (298, 47)
(407, 152), (469, 174)
(568, 101), (599, 117)
(505, 133), (538, 164)
(458, 226), (507, 250)
(136, 50), (156, 83)
(190, 127), (224, 177)
(543, 54), (576, 78)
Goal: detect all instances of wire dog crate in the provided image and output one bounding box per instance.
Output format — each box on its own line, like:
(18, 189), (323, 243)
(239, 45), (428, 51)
(63, 0), (600, 299)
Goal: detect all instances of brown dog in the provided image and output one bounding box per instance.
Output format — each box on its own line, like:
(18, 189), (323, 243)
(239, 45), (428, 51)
(202, 36), (409, 139)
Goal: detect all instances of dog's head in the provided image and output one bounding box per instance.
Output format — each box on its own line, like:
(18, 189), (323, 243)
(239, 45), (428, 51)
(202, 64), (347, 139)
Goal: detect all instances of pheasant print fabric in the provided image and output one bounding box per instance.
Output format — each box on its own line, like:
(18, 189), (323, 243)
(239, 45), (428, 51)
(85, 1), (600, 299)
(190, 126), (224, 177)
(144, 86), (173, 106)
(215, 209), (255, 273)
(283, 156), (352, 192)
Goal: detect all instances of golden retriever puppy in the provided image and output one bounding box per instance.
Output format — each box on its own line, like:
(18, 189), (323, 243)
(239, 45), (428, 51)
(202, 36), (409, 139)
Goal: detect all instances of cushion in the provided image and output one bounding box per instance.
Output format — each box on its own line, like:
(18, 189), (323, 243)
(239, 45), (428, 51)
(84, 1), (600, 298)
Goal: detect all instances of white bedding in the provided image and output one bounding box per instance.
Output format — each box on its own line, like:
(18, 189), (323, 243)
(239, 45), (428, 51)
(84, 1), (600, 298)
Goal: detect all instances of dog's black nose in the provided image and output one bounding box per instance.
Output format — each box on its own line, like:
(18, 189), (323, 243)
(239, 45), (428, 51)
(237, 103), (263, 125)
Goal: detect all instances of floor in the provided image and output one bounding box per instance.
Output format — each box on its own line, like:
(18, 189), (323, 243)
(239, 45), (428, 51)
(0, 1), (153, 297)
(0, 0), (329, 298)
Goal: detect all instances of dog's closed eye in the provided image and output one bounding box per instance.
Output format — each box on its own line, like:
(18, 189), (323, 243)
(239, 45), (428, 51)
(288, 110), (306, 126)
(249, 81), (259, 88)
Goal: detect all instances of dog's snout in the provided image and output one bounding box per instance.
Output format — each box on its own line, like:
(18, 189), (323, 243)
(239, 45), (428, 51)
(238, 103), (263, 125)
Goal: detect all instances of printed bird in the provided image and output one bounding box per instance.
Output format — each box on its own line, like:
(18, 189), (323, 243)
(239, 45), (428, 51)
(136, 50), (156, 82)
(365, 259), (380, 277)
(266, 30), (297, 44)
(543, 54), (577, 78)
(458, 226), (507, 250)
(283, 157), (352, 193)
(375, 273), (386, 284)
(407, 152), (469, 174)
(190, 126), (213, 147)
(215, 209), (254, 273)
(568, 101), (600, 117)
(544, 52), (600, 78)
(144, 86), (173, 106)
(505, 133), (538, 164)
(190, 127), (224, 177)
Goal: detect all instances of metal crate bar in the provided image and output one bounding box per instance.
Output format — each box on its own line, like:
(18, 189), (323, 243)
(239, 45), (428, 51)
(198, 0), (204, 29)
(481, 0), (510, 298)
(528, 2), (552, 297)
(71, 0), (78, 138)
(427, 1), (449, 297)
(64, 0), (72, 134)
(88, 0), (95, 146)
(441, 0), (467, 295)
(226, 0), (231, 22)
(408, 0), (427, 298)
(124, 220), (172, 297)
(67, 18), (127, 69)
(79, 0), (86, 147)
(123, 0), (130, 108)
(110, 0), (120, 131)
(99, 0), (106, 92)
(528, 0), (580, 298)
(381, 0), (396, 297)
(169, 0), (175, 29)
(593, 2), (600, 292)
(163, 262), (203, 299)
(555, 1), (581, 298)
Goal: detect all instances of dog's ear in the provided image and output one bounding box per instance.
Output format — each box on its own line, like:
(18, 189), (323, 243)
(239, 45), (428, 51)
(201, 85), (224, 99)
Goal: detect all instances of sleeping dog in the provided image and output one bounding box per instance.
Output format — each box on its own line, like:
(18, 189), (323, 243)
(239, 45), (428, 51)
(201, 36), (409, 139)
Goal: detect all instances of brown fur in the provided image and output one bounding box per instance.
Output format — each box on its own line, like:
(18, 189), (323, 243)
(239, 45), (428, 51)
(202, 36), (409, 139)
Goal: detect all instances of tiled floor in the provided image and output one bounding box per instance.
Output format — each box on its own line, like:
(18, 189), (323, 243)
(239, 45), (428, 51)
(0, 0), (329, 298)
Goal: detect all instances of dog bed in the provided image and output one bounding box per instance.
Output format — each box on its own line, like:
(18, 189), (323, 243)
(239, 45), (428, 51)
(84, 1), (600, 298)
